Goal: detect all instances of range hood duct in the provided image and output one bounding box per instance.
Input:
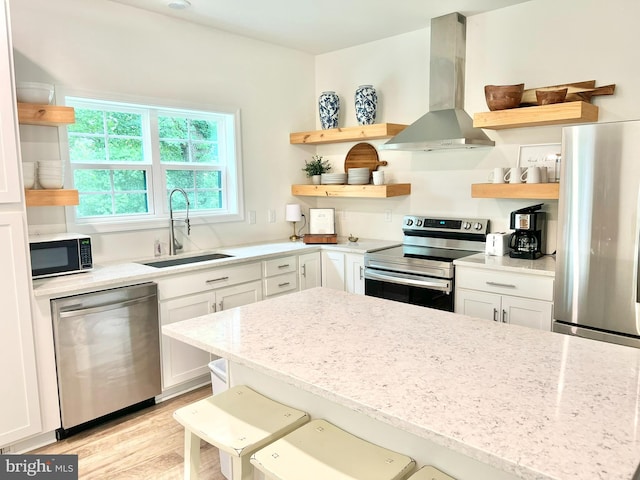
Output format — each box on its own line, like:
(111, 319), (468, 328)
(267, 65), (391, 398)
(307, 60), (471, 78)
(381, 12), (494, 151)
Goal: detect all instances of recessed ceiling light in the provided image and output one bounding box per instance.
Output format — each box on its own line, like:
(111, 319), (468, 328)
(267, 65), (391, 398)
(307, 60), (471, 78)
(168, 0), (191, 10)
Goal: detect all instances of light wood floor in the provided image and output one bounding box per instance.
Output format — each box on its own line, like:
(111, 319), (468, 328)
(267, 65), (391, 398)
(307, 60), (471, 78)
(31, 386), (226, 480)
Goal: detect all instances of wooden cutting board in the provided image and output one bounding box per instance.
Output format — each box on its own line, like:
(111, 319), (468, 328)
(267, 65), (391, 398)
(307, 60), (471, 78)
(344, 142), (387, 173)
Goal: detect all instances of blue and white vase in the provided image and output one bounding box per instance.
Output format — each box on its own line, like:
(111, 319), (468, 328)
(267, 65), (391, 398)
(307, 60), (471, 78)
(318, 91), (339, 130)
(355, 85), (377, 125)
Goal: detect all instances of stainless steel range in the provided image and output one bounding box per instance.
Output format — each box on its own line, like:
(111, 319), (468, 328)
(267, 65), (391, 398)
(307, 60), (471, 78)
(364, 215), (489, 311)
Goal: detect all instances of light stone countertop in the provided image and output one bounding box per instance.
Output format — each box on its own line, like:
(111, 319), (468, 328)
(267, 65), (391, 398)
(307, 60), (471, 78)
(31, 238), (400, 298)
(163, 287), (640, 480)
(454, 253), (555, 277)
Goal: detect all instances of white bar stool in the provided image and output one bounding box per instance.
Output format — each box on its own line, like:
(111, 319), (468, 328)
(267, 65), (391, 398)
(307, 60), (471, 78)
(250, 418), (416, 480)
(173, 385), (309, 480)
(406, 465), (456, 480)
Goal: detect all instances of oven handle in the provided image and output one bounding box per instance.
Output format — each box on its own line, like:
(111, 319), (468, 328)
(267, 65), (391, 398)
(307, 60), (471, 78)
(364, 268), (452, 293)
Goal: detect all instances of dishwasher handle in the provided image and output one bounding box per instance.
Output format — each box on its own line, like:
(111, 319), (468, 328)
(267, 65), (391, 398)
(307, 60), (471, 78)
(58, 293), (157, 319)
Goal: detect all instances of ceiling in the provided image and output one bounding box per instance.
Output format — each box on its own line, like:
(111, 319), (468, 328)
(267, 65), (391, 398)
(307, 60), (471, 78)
(109, 0), (532, 55)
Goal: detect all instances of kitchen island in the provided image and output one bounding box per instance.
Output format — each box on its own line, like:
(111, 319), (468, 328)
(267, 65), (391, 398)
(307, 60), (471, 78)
(162, 287), (640, 480)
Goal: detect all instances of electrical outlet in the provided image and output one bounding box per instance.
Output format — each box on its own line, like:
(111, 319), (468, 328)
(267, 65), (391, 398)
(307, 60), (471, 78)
(385, 210), (392, 222)
(268, 209), (276, 223)
(248, 210), (256, 224)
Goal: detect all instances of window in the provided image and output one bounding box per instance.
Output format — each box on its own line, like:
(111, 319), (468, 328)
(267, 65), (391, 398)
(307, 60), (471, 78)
(62, 96), (242, 232)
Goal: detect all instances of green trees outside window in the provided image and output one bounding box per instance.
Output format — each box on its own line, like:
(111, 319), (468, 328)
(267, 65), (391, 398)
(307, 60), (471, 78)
(64, 97), (238, 226)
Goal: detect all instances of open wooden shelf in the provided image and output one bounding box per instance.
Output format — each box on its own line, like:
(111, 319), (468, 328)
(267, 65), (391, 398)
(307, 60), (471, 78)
(473, 101), (598, 130)
(292, 183), (411, 198)
(25, 189), (79, 207)
(471, 183), (559, 199)
(290, 123), (407, 145)
(17, 103), (75, 126)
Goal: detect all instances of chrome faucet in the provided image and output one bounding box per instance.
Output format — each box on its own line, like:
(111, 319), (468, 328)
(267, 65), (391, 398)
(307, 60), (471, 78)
(169, 188), (191, 255)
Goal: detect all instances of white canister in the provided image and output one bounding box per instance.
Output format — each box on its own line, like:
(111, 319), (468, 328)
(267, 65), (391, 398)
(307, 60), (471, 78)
(372, 171), (384, 185)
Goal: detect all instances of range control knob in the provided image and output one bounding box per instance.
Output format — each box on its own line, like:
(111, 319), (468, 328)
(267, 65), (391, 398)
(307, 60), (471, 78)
(474, 222), (483, 230)
(406, 219), (414, 226)
(416, 219), (423, 227)
(462, 222), (471, 230)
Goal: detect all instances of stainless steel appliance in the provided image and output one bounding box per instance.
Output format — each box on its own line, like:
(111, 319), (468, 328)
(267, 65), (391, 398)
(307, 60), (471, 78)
(29, 232), (93, 279)
(364, 215), (488, 311)
(51, 282), (161, 438)
(554, 120), (640, 348)
(508, 204), (546, 260)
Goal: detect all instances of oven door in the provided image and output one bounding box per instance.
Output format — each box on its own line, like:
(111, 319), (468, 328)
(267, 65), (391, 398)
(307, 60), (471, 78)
(364, 267), (454, 311)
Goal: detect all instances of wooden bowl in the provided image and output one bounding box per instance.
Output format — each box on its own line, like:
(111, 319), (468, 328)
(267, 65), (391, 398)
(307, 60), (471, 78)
(535, 88), (568, 105)
(484, 83), (525, 111)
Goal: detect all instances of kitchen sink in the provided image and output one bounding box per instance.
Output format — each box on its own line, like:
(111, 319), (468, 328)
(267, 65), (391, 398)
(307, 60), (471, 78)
(142, 253), (233, 268)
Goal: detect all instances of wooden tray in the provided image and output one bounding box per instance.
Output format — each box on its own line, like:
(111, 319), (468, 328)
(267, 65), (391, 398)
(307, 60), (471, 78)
(344, 142), (387, 174)
(520, 81), (615, 105)
(303, 234), (337, 244)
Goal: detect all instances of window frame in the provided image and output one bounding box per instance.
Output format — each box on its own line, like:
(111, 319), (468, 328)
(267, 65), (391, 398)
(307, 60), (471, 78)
(58, 88), (244, 234)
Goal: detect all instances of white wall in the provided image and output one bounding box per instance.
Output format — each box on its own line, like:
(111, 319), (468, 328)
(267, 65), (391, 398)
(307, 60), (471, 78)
(10, 0), (315, 262)
(314, 0), (640, 253)
(11, 0), (640, 260)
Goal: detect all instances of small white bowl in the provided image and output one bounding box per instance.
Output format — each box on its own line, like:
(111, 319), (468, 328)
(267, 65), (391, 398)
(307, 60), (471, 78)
(16, 82), (54, 104)
(39, 178), (64, 189)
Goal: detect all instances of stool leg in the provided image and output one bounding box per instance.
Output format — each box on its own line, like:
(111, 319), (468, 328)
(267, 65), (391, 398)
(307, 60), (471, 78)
(231, 455), (253, 480)
(183, 429), (201, 480)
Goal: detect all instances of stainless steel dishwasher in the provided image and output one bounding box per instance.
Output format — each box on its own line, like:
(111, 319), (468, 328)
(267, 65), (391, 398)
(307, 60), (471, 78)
(51, 282), (161, 439)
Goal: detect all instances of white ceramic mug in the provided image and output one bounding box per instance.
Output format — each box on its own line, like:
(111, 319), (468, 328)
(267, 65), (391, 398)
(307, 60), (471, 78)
(504, 167), (523, 184)
(521, 166), (541, 184)
(372, 171), (384, 185)
(488, 167), (506, 184)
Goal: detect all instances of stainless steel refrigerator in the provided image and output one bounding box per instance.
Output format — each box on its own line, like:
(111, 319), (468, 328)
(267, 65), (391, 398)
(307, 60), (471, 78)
(554, 120), (640, 348)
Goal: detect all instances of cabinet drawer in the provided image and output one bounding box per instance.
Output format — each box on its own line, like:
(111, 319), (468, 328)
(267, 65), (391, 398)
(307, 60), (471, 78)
(263, 255), (297, 277)
(263, 272), (298, 297)
(456, 267), (554, 301)
(158, 262), (262, 300)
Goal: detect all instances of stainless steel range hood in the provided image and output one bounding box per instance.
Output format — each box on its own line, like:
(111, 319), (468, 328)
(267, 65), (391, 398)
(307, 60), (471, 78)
(380, 12), (494, 151)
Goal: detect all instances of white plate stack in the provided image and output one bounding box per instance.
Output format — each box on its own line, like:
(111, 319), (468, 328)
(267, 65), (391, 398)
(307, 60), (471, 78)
(38, 160), (64, 189)
(321, 173), (347, 185)
(347, 167), (370, 185)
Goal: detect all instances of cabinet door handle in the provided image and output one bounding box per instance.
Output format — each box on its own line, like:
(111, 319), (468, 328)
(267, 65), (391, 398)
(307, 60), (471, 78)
(359, 265), (363, 280)
(219, 300), (224, 311)
(278, 282), (291, 288)
(493, 308), (498, 322)
(278, 264), (290, 269)
(211, 302), (217, 312)
(486, 281), (516, 288)
(502, 309), (508, 323)
(301, 265), (307, 278)
(206, 276), (229, 284)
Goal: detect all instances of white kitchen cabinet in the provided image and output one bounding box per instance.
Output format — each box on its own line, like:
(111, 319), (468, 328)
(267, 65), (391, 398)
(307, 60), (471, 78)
(262, 255), (298, 298)
(0, 0), (42, 448)
(321, 250), (365, 294)
(321, 250), (346, 290)
(158, 262), (262, 391)
(346, 253), (365, 294)
(455, 265), (553, 331)
(299, 252), (321, 290)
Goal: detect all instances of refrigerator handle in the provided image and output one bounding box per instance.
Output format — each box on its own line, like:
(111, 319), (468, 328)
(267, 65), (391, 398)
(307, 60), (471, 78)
(637, 210), (640, 304)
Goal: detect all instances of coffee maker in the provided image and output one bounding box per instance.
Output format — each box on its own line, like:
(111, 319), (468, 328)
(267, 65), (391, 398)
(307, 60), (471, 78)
(509, 204), (546, 259)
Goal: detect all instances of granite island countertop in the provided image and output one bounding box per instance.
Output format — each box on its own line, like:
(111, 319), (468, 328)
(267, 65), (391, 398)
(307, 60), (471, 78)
(163, 287), (640, 480)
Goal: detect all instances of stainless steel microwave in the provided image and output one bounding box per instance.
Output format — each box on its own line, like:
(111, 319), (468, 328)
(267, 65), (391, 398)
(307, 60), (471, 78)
(29, 233), (93, 279)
